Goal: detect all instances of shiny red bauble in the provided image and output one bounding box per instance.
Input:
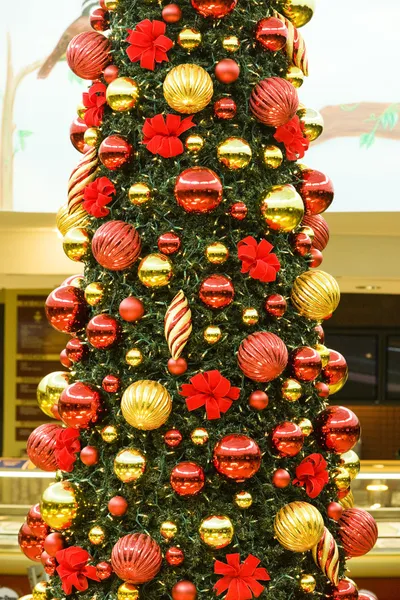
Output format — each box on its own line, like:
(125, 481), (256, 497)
(96, 561), (113, 580)
(158, 232), (181, 255)
(67, 32), (111, 80)
(104, 64), (119, 83)
(229, 201), (247, 220)
(238, 331), (288, 382)
(27, 423), (61, 471)
(99, 135), (133, 170)
(314, 406), (360, 454)
(80, 445), (99, 466)
(214, 97), (237, 120)
(119, 297), (145, 322)
(59, 349), (72, 368)
(43, 555), (57, 575)
(165, 546), (185, 566)
(332, 579), (359, 600)
(46, 285), (88, 333)
(358, 592), (378, 600)
(314, 381), (330, 398)
(26, 504), (49, 538)
(302, 213), (330, 251)
(59, 381), (101, 429)
(264, 293), (287, 317)
(61, 274), (84, 287)
(164, 429), (183, 448)
(271, 421), (304, 457)
(215, 59), (240, 84)
(272, 468), (291, 488)
(249, 390), (269, 410)
(291, 232), (312, 256)
(213, 434), (261, 481)
(291, 346), (322, 382)
(90, 8), (110, 31)
(339, 508), (378, 558)
(315, 324), (325, 343)
(327, 502), (344, 521)
(172, 581), (197, 600)
(250, 77), (299, 127)
(102, 374), (121, 393)
(322, 350), (348, 393)
(111, 533), (162, 584)
(18, 523), (45, 562)
(170, 462), (205, 496)
(86, 314), (121, 349)
(199, 274), (234, 309)
(310, 247), (323, 268)
(70, 117), (88, 153)
(108, 496), (128, 517)
(191, 0), (236, 19)
(175, 167), (223, 214)
(92, 220), (142, 271)
(299, 169), (334, 215)
(66, 337), (88, 363)
(255, 17), (288, 52)
(44, 532), (65, 556)
(167, 357), (188, 376)
(162, 3), (182, 22)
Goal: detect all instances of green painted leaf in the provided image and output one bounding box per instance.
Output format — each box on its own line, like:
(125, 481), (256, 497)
(360, 131), (375, 149)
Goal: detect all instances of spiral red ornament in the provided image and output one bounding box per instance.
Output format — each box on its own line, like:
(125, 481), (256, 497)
(45, 286), (88, 333)
(250, 77), (299, 127)
(339, 508), (378, 558)
(18, 523), (45, 562)
(312, 526), (339, 585)
(92, 220), (142, 271)
(111, 533), (162, 584)
(68, 147), (98, 213)
(67, 32), (111, 80)
(302, 214), (330, 251)
(238, 331), (288, 382)
(27, 424), (61, 471)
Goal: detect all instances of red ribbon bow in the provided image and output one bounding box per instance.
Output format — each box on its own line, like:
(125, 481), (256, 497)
(214, 554), (271, 600)
(274, 115), (309, 161)
(293, 453), (329, 498)
(54, 428), (80, 472)
(83, 176), (116, 217)
(180, 370), (240, 420)
(238, 236), (280, 283)
(56, 546), (100, 594)
(82, 82), (107, 127)
(142, 113), (195, 158)
(126, 19), (173, 70)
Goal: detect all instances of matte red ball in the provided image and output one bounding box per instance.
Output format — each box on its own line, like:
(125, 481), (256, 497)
(165, 546), (185, 566)
(158, 232), (181, 255)
(249, 390), (269, 410)
(96, 561), (113, 580)
(102, 374), (121, 393)
(315, 324), (325, 343)
(332, 579), (359, 600)
(271, 422), (304, 457)
(168, 357), (188, 376)
(108, 496), (128, 516)
(255, 17), (288, 51)
(67, 32), (111, 80)
(80, 445), (99, 466)
(322, 350), (348, 393)
(230, 201), (247, 220)
(164, 429), (183, 448)
(66, 337), (88, 363)
(26, 504), (50, 538)
(104, 64), (119, 83)
(298, 168), (334, 215)
(119, 297), (145, 322)
(162, 3), (182, 22)
(86, 314), (120, 349)
(250, 77), (299, 126)
(59, 381), (101, 429)
(264, 294), (287, 318)
(314, 381), (330, 398)
(92, 220), (142, 270)
(215, 59), (240, 84)
(44, 532), (65, 557)
(18, 523), (45, 562)
(46, 285), (88, 333)
(327, 502), (344, 521)
(291, 346), (322, 382)
(170, 462), (205, 496)
(238, 331), (288, 382)
(191, 0), (236, 18)
(172, 581), (197, 600)
(213, 434), (261, 481)
(314, 406), (360, 454)
(272, 468), (291, 488)
(111, 533), (162, 584)
(339, 508), (378, 558)
(214, 97), (237, 120)
(27, 424), (61, 471)
(175, 166), (223, 214)
(99, 135), (133, 170)
(70, 117), (88, 153)
(291, 232), (312, 256)
(199, 274), (234, 309)
(90, 8), (110, 31)
(60, 349), (72, 368)
(310, 247), (323, 268)
(44, 556), (57, 576)
(302, 213), (330, 251)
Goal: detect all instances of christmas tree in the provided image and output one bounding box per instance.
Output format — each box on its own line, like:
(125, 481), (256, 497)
(20, 1), (379, 600)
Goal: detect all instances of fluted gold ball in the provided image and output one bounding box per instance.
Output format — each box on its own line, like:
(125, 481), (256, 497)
(281, 378), (303, 402)
(204, 325), (222, 345)
(84, 282), (104, 306)
(285, 65), (304, 88)
(190, 427), (209, 446)
(333, 467), (351, 491)
(32, 583), (47, 600)
(163, 64), (213, 114)
(291, 270), (340, 320)
(339, 490), (355, 510)
(88, 525), (106, 545)
(314, 343), (330, 367)
(83, 127), (101, 147)
(121, 380), (172, 430)
(217, 137), (252, 170)
(63, 227), (90, 262)
(300, 107), (324, 141)
(106, 77), (139, 112)
(263, 145), (283, 169)
(101, 425), (119, 443)
(340, 450), (360, 481)
(299, 574), (316, 593)
(117, 583), (139, 600)
(125, 347), (143, 367)
(205, 242), (229, 264)
(261, 184), (304, 232)
(177, 27), (202, 51)
(128, 182), (152, 205)
(234, 491), (253, 509)
(199, 515), (234, 549)
(297, 417), (313, 437)
(185, 134), (205, 153)
(138, 253), (173, 288)
(40, 481), (78, 530)
(222, 35), (240, 53)
(274, 501), (324, 552)
(282, 0), (315, 27)
(160, 520), (178, 540)
(113, 448), (146, 483)
(56, 203), (89, 237)
(242, 308), (259, 326)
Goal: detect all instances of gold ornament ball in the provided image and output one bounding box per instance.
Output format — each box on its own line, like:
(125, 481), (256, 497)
(56, 203), (89, 237)
(199, 515), (234, 549)
(190, 427), (209, 446)
(101, 425), (119, 443)
(63, 227), (90, 262)
(177, 27), (202, 51)
(282, 0), (315, 28)
(113, 448), (146, 483)
(117, 583), (139, 600)
(291, 270), (340, 320)
(299, 224), (315, 242)
(340, 450), (360, 481)
(222, 35), (240, 53)
(314, 343), (330, 367)
(274, 501), (324, 552)
(88, 525), (106, 545)
(285, 65), (304, 88)
(77, 101), (86, 119)
(84, 282), (104, 306)
(121, 380), (172, 430)
(46, 371), (70, 406)
(32, 583), (47, 600)
(19, 595), (33, 600)
(40, 481), (78, 530)
(281, 378), (303, 402)
(163, 63), (213, 114)
(138, 253), (173, 288)
(261, 184), (304, 232)
(185, 134), (205, 153)
(128, 182), (152, 205)
(83, 127), (101, 147)
(297, 417), (313, 437)
(234, 491), (253, 510)
(333, 467), (351, 491)
(106, 77), (139, 112)
(299, 574), (316, 593)
(204, 325), (222, 345)
(339, 490), (355, 510)
(125, 347), (143, 367)
(160, 520), (178, 541)
(37, 374), (53, 417)
(300, 107), (324, 141)
(205, 242), (229, 264)
(263, 145), (283, 169)
(242, 308), (259, 326)
(104, 0), (119, 9)
(217, 137), (252, 170)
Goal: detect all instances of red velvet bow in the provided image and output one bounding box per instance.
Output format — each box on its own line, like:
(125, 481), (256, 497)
(82, 82), (107, 127)
(83, 176), (116, 217)
(180, 370), (240, 420)
(126, 19), (173, 70)
(274, 115), (309, 160)
(142, 114), (195, 158)
(238, 236), (280, 283)
(293, 453), (329, 498)
(54, 428), (81, 472)
(56, 546), (100, 594)
(214, 554), (271, 600)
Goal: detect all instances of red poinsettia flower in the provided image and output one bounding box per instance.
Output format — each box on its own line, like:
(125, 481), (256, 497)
(126, 19), (173, 70)
(293, 453), (329, 498)
(273, 115), (309, 160)
(142, 113), (195, 158)
(214, 554), (271, 600)
(238, 236), (280, 283)
(180, 370), (240, 420)
(56, 546), (100, 594)
(82, 82), (107, 127)
(54, 428), (81, 472)
(83, 176), (116, 217)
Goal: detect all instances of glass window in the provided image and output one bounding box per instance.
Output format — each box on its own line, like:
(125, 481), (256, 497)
(387, 336), (400, 400)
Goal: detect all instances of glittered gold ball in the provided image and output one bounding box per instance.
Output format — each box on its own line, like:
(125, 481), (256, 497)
(83, 127), (101, 147)
(263, 145), (283, 169)
(106, 76), (139, 112)
(205, 242), (229, 264)
(185, 134), (205, 153)
(340, 450), (360, 481)
(234, 491), (253, 509)
(281, 378), (303, 402)
(113, 448), (146, 483)
(88, 525), (106, 545)
(297, 418), (313, 437)
(199, 515), (234, 549)
(32, 582), (47, 600)
(63, 227), (90, 262)
(261, 184), (304, 232)
(222, 35), (240, 52)
(128, 182), (152, 205)
(217, 137), (252, 170)
(160, 521), (178, 541)
(177, 27), (202, 51)
(282, 0), (315, 27)
(163, 64), (213, 114)
(117, 583), (139, 600)
(84, 282), (104, 306)
(125, 347), (143, 367)
(314, 343), (330, 367)
(274, 502), (324, 552)
(121, 380), (172, 430)
(190, 428), (209, 446)
(333, 467), (351, 491)
(291, 270), (340, 320)
(299, 574), (316, 593)
(339, 490), (355, 510)
(300, 107), (324, 141)
(101, 425), (119, 443)
(138, 253), (173, 288)
(285, 65), (304, 88)
(204, 325), (222, 344)
(242, 308), (259, 326)
(56, 203), (89, 237)
(40, 481), (78, 530)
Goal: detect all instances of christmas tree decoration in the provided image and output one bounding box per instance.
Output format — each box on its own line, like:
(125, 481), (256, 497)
(102, 374), (121, 393)
(62, 227), (90, 262)
(291, 231), (312, 256)
(54, 428), (81, 472)
(293, 453), (329, 498)
(37, 372), (67, 419)
(238, 331), (288, 382)
(18, 523), (45, 562)
(291, 346), (322, 381)
(339, 491), (355, 510)
(185, 134), (205, 153)
(264, 294), (287, 317)
(272, 10), (309, 75)
(229, 201), (247, 220)
(310, 247), (323, 268)
(67, 32), (111, 79)
(281, 0), (315, 28)
(143, 114), (196, 158)
(170, 461), (205, 496)
(128, 182), (152, 205)
(359, 592), (378, 600)
(214, 97), (237, 120)
(281, 378), (303, 402)
(84, 282), (104, 306)
(101, 425), (119, 443)
(92, 220), (142, 271)
(138, 253), (173, 287)
(205, 242), (229, 264)
(234, 491), (253, 509)
(175, 166), (222, 213)
(70, 117), (88, 153)
(165, 547), (185, 566)
(80, 445), (99, 466)
(27, 423), (59, 471)
(108, 496), (128, 516)
(181, 370), (240, 419)
(260, 184), (304, 232)
(285, 65), (304, 88)
(163, 64), (213, 113)
(103, 0), (119, 10)
(88, 525), (106, 545)
(111, 534), (162, 583)
(59, 381), (101, 429)
(61, 273), (84, 287)
(291, 270), (340, 320)
(302, 213), (330, 250)
(96, 561), (113, 580)
(106, 77), (140, 112)
(32, 582), (47, 600)
(340, 450), (360, 481)
(45, 286), (88, 334)
(55, 547), (99, 592)
(299, 168), (334, 215)
(249, 390), (269, 410)
(164, 429), (183, 447)
(214, 554), (271, 599)
(262, 145), (283, 169)
(204, 325), (222, 344)
(90, 7), (110, 32)
(199, 274), (234, 309)
(217, 137), (252, 170)
(165, 290), (192, 359)
(66, 338), (88, 364)
(68, 146), (98, 213)
(40, 481), (78, 530)
(83, 127), (101, 147)
(104, 64), (119, 82)
(300, 107), (324, 141)
(56, 203), (89, 237)
(274, 115), (309, 160)
(117, 583), (139, 600)
(297, 417), (313, 437)
(222, 35), (240, 52)
(167, 357), (188, 375)
(27, 505), (49, 538)
(327, 502), (344, 521)
(98, 135), (133, 170)
(322, 350), (349, 394)
(250, 77), (299, 127)
(121, 380), (172, 430)
(274, 501), (324, 552)
(86, 314), (120, 349)
(125, 347), (144, 367)
(160, 521), (178, 540)
(113, 448), (146, 483)
(315, 406), (360, 454)
(44, 532), (65, 557)
(178, 27), (202, 51)
(256, 17), (288, 52)
(172, 581), (197, 600)
(126, 19), (173, 70)
(271, 422), (304, 457)
(299, 574), (316, 593)
(213, 434), (261, 481)
(162, 4), (182, 22)
(242, 307), (259, 326)
(190, 427), (209, 445)
(332, 579), (359, 600)
(199, 515), (234, 549)
(339, 509), (378, 558)
(215, 59), (240, 84)
(314, 343), (330, 367)
(119, 297), (145, 321)
(333, 467), (351, 491)
(191, 0), (237, 18)
(272, 468), (291, 488)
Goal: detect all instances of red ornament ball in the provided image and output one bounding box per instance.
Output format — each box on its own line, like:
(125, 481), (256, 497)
(27, 424), (61, 471)
(99, 134), (132, 170)
(215, 59), (240, 84)
(67, 32), (111, 80)
(59, 381), (101, 429)
(332, 579), (359, 600)
(199, 274), (234, 309)
(314, 381), (330, 398)
(61, 274), (84, 287)
(302, 213), (330, 251)
(191, 0), (236, 19)
(255, 17), (288, 52)
(165, 546), (185, 566)
(271, 421), (304, 457)
(314, 406), (360, 454)
(291, 346), (322, 382)
(80, 445), (99, 466)
(238, 331), (288, 382)
(59, 349), (72, 369)
(310, 247), (323, 268)
(43, 556), (57, 576)
(90, 8), (110, 31)
(214, 97), (237, 120)
(26, 504), (49, 538)
(119, 297), (145, 322)
(44, 532), (65, 557)
(18, 523), (44, 562)
(96, 561), (113, 580)
(108, 496), (128, 517)
(162, 3), (182, 22)
(168, 357), (188, 376)
(272, 468), (291, 488)
(358, 592), (378, 600)
(291, 232), (312, 256)
(102, 374), (121, 393)
(172, 581), (197, 600)
(315, 324), (325, 343)
(86, 314), (120, 349)
(322, 350), (348, 394)
(229, 201), (247, 220)
(264, 294), (287, 318)
(299, 169), (334, 215)
(92, 220), (142, 271)
(175, 166), (223, 214)
(111, 533), (162, 584)
(66, 337), (88, 363)
(339, 508), (378, 558)
(250, 77), (299, 127)
(158, 232), (181, 255)
(46, 285), (88, 334)
(170, 462), (205, 496)
(164, 429), (183, 448)
(104, 64), (119, 83)
(213, 434), (261, 481)
(249, 390), (269, 410)
(70, 117), (88, 153)
(327, 502), (344, 521)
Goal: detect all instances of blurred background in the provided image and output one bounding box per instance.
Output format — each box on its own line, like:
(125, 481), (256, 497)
(0, 1), (399, 599)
